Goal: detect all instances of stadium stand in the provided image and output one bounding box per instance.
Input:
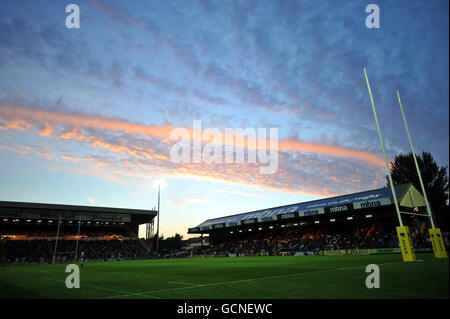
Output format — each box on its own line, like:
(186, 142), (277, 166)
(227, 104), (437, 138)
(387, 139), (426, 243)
(188, 184), (448, 257)
(0, 201), (156, 265)
(189, 219), (435, 257)
(1, 184), (448, 264)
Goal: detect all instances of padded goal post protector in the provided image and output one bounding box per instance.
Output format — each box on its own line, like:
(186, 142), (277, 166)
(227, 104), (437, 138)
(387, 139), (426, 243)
(429, 228), (448, 258)
(396, 226), (416, 262)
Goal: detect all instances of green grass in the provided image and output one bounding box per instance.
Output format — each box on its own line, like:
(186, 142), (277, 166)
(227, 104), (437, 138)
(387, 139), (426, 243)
(0, 253), (448, 299)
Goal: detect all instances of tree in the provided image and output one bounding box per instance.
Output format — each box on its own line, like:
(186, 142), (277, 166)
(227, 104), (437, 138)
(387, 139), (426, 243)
(160, 233), (183, 251)
(387, 151), (449, 227)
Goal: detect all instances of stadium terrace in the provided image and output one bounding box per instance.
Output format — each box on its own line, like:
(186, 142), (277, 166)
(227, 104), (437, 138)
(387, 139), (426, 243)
(188, 184), (428, 243)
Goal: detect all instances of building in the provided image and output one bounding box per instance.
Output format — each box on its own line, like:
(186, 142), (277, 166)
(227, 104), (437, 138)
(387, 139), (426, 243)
(0, 201), (158, 264)
(0, 201), (157, 240)
(188, 184), (430, 246)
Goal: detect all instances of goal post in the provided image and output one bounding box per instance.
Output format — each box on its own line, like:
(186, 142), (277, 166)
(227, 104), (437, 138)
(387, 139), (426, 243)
(363, 68), (416, 262)
(73, 215), (82, 262)
(396, 90), (447, 258)
(429, 228), (448, 258)
(52, 215), (62, 264)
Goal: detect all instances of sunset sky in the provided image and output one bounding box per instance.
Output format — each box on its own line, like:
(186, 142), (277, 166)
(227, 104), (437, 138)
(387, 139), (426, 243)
(0, 0), (448, 239)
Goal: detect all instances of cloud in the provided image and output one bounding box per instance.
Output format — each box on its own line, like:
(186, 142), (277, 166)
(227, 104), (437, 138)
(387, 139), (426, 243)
(0, 103), (390, 196)
(0, 144), (30, 155)
(2, 0), (447, 166)
(133, 66), (187, 97)
(170, 197), (208, 209)
(0, 104), (384, 165)
(212, 188), (265, 198)
(1, 0), (447, 200)
(36, 152), (53, 160)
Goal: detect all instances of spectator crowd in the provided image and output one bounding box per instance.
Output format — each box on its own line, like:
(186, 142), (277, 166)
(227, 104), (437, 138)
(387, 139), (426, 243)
(193, 219), (437, 257)
(1, 218), (445, 265)
(2, 234), (152, 265)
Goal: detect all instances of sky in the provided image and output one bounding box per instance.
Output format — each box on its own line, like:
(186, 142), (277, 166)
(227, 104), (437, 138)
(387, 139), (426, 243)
(0, 0), (448, 239)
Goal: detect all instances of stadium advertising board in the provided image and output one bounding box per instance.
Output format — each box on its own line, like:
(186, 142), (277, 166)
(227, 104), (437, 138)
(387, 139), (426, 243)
(294, 251), (315, 256)
(369, 248), (401, 254)
(279, 212), (298, 220)
(257, 216), (275, 223)
(0, 207), (131, 222)
(321, 249), (371, 256)
(306, 187), (396, 211)
(325, 204), (353, 214)
(298, 207), (325, 217)
(226, 221), (238, 227)
(353, 197), (391, 209)
(190, 186), (412, 233)
(242, 218), (256, 225)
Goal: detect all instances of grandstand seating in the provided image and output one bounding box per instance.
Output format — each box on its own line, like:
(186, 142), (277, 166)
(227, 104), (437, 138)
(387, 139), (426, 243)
(2, 232), (153, 265)
(0, 217), (444, 264)
(0, 224), (142, 264)
(192, 219), (435, 256)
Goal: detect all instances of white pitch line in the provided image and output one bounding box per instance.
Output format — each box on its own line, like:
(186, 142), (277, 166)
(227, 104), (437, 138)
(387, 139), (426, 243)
(338, 261), (401, 270)
(100, 260), (404, 299)
(43, 277), (163, 299)
(168, 281), (199, 286)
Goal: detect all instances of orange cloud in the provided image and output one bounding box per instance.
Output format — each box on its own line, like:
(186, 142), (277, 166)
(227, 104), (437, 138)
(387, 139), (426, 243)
(0, 104), (386, 196)
(36, 152), (53, 160)
(61, 155), (81, 162)
(0, 105), (384, 167)
(278, 139), (385, 167)
(39, 124), (55, 137)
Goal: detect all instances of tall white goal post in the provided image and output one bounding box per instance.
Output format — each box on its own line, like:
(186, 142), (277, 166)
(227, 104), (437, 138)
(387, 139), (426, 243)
(364, 68), (416, 262)
(396, 91), (447, 258)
